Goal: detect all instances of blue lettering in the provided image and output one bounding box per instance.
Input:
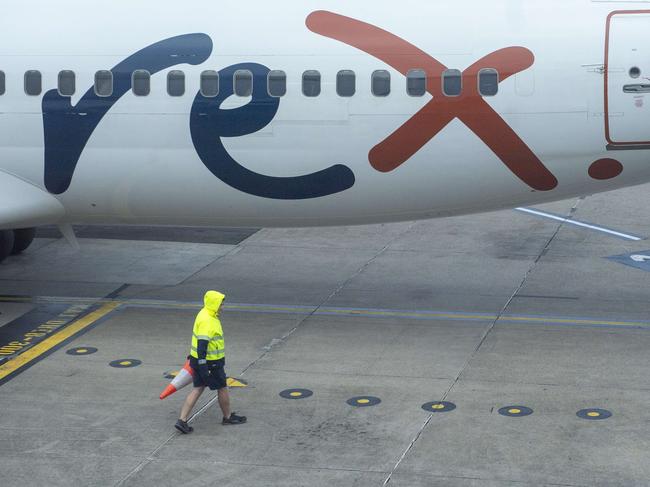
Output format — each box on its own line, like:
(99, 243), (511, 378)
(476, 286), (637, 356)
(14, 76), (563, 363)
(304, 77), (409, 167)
(42, 34), (213, 194)
(42, 36), (355, 199)
(189, 62), (355, 200)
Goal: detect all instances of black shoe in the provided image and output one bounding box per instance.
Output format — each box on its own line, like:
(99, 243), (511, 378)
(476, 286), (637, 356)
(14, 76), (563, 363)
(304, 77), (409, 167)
(222, 412), (247, 425)
(175, 419), (194, 434)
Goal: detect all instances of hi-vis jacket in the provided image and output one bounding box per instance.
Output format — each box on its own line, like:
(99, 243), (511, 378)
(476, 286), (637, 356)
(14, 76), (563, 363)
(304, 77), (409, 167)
(190, 291), (225, 362)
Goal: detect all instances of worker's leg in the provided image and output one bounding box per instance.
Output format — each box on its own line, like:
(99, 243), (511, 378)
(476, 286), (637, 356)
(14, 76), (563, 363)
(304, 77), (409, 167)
(180, 386), (205, 422)
(217, 387), (231, 419)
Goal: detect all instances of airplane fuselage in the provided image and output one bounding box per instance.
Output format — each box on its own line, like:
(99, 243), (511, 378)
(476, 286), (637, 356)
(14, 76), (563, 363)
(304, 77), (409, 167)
(1, 0), (649, 228)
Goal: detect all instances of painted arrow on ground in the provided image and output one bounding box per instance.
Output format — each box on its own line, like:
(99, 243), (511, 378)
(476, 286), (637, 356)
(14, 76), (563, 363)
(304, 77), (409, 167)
(631, 255), (650, 263)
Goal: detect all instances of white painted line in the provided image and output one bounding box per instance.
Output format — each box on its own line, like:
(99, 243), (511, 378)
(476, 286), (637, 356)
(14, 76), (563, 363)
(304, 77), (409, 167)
(515, 207), (644, 241)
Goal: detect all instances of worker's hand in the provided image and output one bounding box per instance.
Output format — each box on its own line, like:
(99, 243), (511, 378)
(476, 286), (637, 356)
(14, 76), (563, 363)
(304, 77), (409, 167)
(198, 363), (210, 381)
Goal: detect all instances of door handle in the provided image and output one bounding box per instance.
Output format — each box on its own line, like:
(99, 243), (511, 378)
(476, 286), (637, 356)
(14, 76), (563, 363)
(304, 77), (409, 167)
(623, 84), (650, 93)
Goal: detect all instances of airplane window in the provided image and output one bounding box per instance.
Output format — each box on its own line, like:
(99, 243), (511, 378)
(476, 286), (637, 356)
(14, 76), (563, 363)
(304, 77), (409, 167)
(58, 70), (76, 97)
(132, 70), (151, 96)
(167, 70), (185, 97)
(302, 70), (321, 97)
(478, 68), (498, 96)
(200, 70), (219, 97)
(407, 69), (426, 97)
(0, 71), (5, 96)
(336, 70), (356, 97)
(94, 70), (113, 97)
(442, 69), (462, 97)
(24, 70), (42, 96)
(372, 70), (391, 97)
(234, 70), (253, 97)
(268, 70), (286, 97)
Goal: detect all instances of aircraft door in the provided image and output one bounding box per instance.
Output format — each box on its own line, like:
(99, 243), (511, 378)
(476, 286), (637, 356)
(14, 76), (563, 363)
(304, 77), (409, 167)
(605, 11), (650, 147)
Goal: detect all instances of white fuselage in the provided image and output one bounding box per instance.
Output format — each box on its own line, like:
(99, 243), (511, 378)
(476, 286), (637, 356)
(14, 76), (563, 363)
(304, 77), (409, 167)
(0, 0), (649, 228)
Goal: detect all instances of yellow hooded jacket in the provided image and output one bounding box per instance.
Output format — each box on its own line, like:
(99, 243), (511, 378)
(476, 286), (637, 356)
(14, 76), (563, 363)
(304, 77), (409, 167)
(190, 291), (225, 361)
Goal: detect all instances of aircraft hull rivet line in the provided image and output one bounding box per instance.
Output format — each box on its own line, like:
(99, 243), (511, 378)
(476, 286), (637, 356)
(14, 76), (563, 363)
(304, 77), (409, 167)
(347, 396), (381, 407)
(498, 406), (534, 418)
(279, 389), (313, 400)
(109, 359), (142, 368)
(421, 401), (456, 413)
(66, 347), (98, 356)
(576, 408), (612, 420)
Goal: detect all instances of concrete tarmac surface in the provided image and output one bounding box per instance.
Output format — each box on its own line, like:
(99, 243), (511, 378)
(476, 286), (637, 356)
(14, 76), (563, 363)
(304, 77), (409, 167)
(0, 184), (649, 486)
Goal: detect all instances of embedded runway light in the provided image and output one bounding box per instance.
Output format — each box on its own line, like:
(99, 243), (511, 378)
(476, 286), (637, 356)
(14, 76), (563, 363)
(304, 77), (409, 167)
(66, 347), (97, 355)
(280, 389), (313, 399)
(347, 396), (381, 407)
(498, 406), (533, 417)
(109, 359), (142, 368)
(421, 401), (456, 413)
(577, 408), (612, 420)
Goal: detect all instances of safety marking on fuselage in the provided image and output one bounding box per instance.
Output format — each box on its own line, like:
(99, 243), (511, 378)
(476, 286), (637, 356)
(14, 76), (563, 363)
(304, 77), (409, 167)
(422, 401), (456, 413)
(0, 302), (120, 386)
(280, 388), (313, 399)
(66, 346), (98, 356)
(515, 207), (645, 241)
(576, 408), (612, 420)
(1, 295), (649, 331)
(498, 406), (534, 418)
(347, 396), (381, 407)
(109, 359), (141, 368)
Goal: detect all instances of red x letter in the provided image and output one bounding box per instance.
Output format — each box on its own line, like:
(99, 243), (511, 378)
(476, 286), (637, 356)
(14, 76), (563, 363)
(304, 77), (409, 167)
(307, 11), (558, 191)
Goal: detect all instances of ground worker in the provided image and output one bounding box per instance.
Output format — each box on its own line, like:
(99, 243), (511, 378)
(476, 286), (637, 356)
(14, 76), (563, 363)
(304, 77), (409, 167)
(175, 290), (246, 434)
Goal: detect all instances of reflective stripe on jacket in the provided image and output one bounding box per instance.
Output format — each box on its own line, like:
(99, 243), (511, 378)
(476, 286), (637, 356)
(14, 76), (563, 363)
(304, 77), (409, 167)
(189, 291), (225, 361)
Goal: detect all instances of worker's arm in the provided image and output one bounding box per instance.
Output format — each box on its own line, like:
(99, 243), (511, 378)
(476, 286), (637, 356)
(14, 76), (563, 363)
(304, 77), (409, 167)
(196, 339), (210, 380)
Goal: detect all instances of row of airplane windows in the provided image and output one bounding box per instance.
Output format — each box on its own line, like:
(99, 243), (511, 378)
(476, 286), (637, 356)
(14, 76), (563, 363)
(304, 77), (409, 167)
(0, 68), (500, 99)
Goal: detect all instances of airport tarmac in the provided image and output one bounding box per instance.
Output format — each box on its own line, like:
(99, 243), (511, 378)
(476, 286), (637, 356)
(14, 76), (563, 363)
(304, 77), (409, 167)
(0, 184), (649, 486)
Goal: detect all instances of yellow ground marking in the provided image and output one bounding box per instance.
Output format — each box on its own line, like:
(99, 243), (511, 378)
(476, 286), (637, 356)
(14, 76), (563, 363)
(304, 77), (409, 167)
(290, 391), (303, 397)
(431, 404), (445, 410)
(357, 399), (370, 404)
(226, 377), (247, 388)
(587, 412), (601, 417)
(509, 409), (522, 414)
(0, 302), (120, 382)
(119, 361), (132, 366)
(2, 296), (649, 329)
(76, 348), (88, 353)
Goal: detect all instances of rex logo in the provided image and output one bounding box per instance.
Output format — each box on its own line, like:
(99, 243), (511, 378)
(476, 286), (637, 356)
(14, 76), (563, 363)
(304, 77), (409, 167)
(307, 10), (559, 192)
(41, 34), (354, 200)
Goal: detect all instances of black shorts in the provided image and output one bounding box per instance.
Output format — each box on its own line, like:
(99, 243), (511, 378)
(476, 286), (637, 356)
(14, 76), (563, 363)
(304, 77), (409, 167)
(189, 357), (227, 390)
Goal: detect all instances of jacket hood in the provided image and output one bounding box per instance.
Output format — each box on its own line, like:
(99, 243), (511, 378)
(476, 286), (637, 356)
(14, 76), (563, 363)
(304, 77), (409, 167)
(204, 290), (225, 314)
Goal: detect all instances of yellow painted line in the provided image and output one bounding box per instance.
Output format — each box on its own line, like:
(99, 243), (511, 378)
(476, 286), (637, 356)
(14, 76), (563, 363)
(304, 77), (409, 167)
(0, 302), (120, 382)
(498, 315), (646, 327)
(2, 295), (649, 329)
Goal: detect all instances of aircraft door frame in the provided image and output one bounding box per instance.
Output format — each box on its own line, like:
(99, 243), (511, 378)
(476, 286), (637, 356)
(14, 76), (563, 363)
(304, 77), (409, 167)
(604, 10), (650, 148)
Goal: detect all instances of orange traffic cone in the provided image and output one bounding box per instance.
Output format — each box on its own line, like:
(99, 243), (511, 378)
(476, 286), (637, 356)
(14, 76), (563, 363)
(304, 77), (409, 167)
(159, 359), (195, 400)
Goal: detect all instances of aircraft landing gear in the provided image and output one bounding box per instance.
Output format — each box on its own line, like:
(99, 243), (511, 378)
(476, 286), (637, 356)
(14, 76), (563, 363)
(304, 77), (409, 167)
(11, 228), (36, 255)
(0, 230), (15, 263)
(0, 228), (36, 263)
